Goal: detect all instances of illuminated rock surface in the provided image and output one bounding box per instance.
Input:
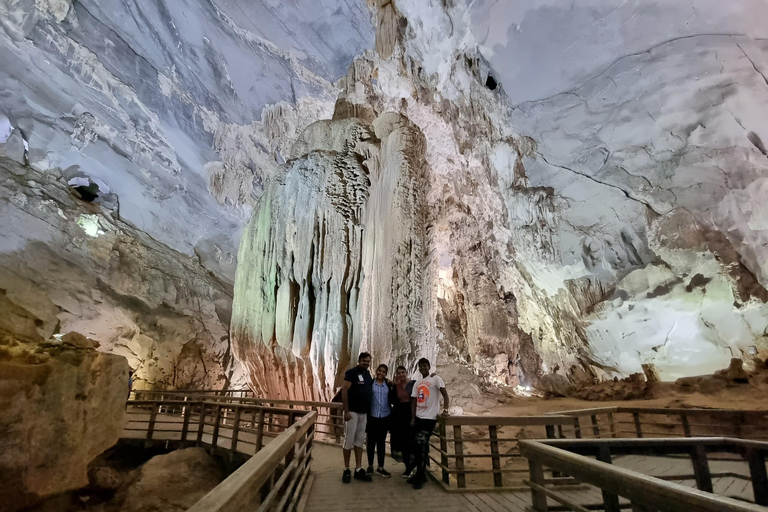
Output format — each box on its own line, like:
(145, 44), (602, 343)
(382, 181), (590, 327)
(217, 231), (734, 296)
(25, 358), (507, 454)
(1, 0), (768, 399)
(0, 335), (129, 511)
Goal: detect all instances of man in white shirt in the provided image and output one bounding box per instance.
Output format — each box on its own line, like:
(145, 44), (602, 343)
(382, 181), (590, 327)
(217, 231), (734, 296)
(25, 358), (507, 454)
(409, 357), (449, 489)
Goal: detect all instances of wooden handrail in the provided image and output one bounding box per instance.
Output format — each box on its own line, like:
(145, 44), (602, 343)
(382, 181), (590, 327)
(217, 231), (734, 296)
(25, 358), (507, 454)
(443, 414), (575, 426)
(187, 411), (317, 512)
(520, 439), (766, 512)
(132, 391), (341, 410)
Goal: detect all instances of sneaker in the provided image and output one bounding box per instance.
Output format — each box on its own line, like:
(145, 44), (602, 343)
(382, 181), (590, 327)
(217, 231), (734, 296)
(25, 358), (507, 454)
(354, 468), (372, 482)
(406, 473), (419, 484)
(376, 467), (392, 478)
(342, 468), (351, 483)
(402, 468), (411, 478)
(366, 466), (374, 476)
(412, 478), (424, 490)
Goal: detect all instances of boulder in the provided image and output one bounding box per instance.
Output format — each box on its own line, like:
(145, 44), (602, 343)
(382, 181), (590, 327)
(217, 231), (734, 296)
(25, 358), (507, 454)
(118, 448), (225, 512)
(537, 373), (574, 397)
(715, 358), (749, 383)
(0, 336), (129, 511)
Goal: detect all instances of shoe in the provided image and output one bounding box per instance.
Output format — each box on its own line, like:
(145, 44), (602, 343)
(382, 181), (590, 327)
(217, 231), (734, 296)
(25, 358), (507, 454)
(402, 468), (411, 478)
(354, 468), (372, 482)
(366, 466), (374, 476)
(376, 467), (391, 478)
(412, 478), (424, 490)
(342, 468), (351, 483)
(406, 473), (419, 484)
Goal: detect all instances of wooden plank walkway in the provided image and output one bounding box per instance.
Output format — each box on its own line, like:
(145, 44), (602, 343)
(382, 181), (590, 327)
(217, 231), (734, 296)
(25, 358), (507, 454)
(304, 443), (533, 512)
(303, 445), (760, 512)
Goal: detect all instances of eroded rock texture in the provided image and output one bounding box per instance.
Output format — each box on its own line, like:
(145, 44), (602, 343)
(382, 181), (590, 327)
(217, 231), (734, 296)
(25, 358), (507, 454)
(231, 113), (429, 399)
(0, 157), (245, 389)
(0, 0), (373, 388)
(0, 335), (129, 511)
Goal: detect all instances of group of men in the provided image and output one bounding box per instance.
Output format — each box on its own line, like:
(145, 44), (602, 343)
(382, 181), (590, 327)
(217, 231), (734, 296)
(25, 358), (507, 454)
(340, 352), (450, 490)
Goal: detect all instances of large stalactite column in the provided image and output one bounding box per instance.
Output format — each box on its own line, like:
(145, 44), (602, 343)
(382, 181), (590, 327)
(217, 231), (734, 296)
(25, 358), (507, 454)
(231, 114), (429, 400)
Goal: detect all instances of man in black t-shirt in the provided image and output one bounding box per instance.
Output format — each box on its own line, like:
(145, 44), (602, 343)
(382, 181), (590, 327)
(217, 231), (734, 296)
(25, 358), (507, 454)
(341, 352), (373, 483)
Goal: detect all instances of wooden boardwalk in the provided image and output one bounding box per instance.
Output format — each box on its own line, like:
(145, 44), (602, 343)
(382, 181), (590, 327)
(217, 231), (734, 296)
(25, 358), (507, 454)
(304, 443), (533, 512)
(303, 445), (759, 512)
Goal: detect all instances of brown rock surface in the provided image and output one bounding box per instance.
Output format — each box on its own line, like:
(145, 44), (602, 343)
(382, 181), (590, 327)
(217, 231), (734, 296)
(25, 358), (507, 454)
(117, 448), (225, 512)
(0, 336), (130, 512)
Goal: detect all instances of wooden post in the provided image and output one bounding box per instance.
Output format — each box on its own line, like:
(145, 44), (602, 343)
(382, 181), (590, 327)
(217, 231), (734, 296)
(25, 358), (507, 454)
(546, 425), (563, 479)
(453, 425), (466, 488)
(747, 448), (768, 506)
(211, 404), (222, 450)
(438, 418), (450, 484)
(255, 409), (266, 452)
(489, 425), (503, 488)
(180, 404), (191, 446)
(573, 417), (582, 439)
(591, 415), (600, 438)
(528, 459), (548, 512)
(596, 446), (620, 512)
(691, 445), (713, 493)
(230, 406), (241, 458)
(681, 413), (692, 437)
(333, 407), (341, 444)
(196, 402), (206, 445)
(633, 412), (643, 438)
(631, 503), (654, 512)
(145, 402), (158, 447)
(607, 412), (616, 438)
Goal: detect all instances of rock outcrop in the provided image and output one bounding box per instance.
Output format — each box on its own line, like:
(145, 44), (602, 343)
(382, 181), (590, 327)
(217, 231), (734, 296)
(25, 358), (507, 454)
(0, 334), (130, 511)
(231, 113), (430, 399)
(0, 157), (246, 389)
(117, 448), (225, 512)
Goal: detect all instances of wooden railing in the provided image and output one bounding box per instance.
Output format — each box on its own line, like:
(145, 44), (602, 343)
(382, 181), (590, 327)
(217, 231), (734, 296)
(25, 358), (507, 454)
(124, 399), (309, 456)
(520, 437), (768, 512)
(131, 391), (344, 444)
(551, 407), (768, 440)
(123, 398), (315, 512)
(434, 407), (768, 492)
(432, 414), (581, 491)
(187, 410), (315, 512)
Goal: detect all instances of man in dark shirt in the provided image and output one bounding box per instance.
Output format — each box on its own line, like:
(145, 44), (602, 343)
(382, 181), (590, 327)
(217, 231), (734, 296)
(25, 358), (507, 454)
(341, 352), (373, 483)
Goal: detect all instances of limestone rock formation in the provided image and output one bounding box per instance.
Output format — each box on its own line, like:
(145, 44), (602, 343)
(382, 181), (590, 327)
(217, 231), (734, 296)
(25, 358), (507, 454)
(2, 0), (768, 398)
(231, 113), (430, 399)
(0, 335), (130, 511)
(0, 157), (246, 389)
(0, 0), (373, 391)
(117, 448), (225, 512)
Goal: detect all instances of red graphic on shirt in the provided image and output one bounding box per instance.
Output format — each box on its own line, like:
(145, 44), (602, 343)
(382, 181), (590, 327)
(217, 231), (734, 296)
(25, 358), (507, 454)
(417, 385), (430, 405)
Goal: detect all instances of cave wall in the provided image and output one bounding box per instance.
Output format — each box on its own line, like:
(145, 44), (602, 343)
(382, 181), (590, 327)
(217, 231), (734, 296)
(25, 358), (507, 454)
(0, 0), (373, 388)
(2, 0), (767, 395)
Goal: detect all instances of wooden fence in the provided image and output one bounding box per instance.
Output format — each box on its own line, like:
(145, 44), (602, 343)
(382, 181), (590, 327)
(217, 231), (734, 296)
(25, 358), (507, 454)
(123, 398), (315, 512)
(187, 411), (315, 512)
(131, 391), (344, 445)
(520, 437), (768, 512)
(434, 407), (768, 491)
(552, 407), (768, 440)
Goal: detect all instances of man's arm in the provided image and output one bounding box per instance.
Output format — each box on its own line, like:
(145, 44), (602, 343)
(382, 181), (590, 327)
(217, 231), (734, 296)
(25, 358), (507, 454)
(440, 387), (450, 415)
(341, 380), (352, 421)
(411, 396), (417, 426)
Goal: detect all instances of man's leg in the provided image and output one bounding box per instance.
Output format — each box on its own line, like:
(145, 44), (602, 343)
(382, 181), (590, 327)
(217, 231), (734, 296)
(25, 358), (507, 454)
(342, 414), (359, 483)
(354, 446), (364, 468)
